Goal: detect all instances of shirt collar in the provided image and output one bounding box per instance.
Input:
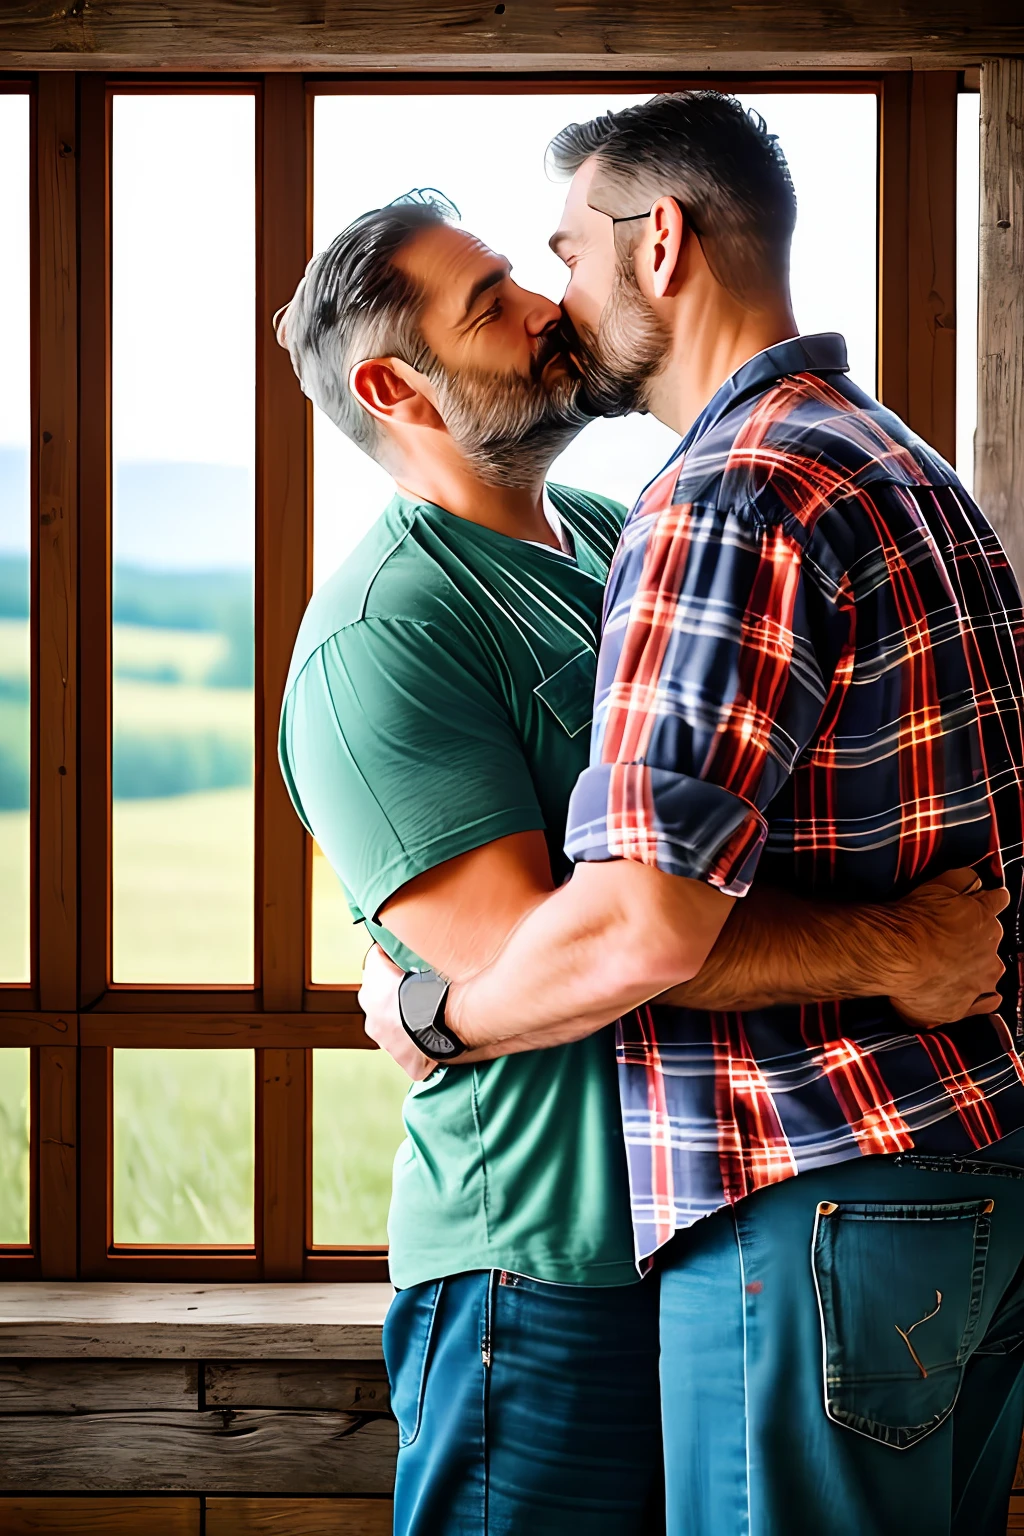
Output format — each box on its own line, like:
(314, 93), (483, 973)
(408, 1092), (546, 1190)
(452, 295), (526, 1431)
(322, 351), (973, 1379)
(678, 332), (850, 456)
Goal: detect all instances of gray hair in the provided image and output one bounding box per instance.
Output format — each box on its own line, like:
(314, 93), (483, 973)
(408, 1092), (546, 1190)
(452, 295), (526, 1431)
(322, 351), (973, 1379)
(276, 201), (447, 462)
(547, 91), (797, 303)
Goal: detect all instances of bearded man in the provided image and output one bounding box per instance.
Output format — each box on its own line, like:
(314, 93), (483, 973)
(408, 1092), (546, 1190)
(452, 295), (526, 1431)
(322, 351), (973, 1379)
(359, 94), (1024, 1536)
(277, 190), (1005, 1536)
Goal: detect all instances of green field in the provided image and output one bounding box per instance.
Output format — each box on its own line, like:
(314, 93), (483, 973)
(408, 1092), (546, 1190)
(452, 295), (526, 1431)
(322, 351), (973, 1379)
(0, 603), (409, 1247)
(0, 1049), (29, 1245)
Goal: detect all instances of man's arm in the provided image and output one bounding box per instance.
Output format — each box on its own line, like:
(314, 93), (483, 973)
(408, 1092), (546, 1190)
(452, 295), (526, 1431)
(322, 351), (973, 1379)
(366, 829), (1007, 1073)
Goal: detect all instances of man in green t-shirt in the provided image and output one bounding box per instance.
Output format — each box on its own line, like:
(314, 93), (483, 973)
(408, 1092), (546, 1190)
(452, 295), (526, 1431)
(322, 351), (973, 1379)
(276, 196), (999, 1536)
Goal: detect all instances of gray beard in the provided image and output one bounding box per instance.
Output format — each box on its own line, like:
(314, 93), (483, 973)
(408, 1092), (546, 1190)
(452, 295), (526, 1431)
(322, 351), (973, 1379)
(432, 362), (592, 489)
(573, 263), (670, 420)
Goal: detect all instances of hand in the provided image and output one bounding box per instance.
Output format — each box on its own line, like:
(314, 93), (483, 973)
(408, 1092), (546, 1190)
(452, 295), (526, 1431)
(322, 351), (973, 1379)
(358, 943), (435, 1081)
(888, 868), (1009, 1027)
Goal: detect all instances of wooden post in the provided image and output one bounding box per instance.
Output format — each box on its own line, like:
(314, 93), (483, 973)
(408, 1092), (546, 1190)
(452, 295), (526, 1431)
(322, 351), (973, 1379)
(977, 58), (1024, 578)
(36, 74), (79, 1278)
(257, 76), (310, 1279)
(36, 74), (78, 1014)
(878, 72), (958, 461)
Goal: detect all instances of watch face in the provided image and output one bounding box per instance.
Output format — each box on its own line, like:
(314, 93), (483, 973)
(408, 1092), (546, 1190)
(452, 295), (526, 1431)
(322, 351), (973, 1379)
(400, 970), (448, 1031)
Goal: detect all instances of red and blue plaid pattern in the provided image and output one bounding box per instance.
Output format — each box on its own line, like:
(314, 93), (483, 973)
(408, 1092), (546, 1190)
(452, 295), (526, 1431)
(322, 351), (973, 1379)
(565, 334), (1024, 1260)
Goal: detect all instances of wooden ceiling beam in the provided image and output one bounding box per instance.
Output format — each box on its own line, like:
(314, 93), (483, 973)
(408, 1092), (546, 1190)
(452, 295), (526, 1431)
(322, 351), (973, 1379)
(2, 0), (1023, 73)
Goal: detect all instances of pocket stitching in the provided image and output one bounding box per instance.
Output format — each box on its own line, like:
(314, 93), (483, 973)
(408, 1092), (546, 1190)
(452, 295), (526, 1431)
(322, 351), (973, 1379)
(811, 1200), (992, 1450)
(399, 1279), (444, 1449)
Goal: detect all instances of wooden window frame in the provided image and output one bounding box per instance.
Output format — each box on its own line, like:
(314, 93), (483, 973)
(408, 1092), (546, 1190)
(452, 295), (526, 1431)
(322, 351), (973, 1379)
(0, 67), (962, 1282)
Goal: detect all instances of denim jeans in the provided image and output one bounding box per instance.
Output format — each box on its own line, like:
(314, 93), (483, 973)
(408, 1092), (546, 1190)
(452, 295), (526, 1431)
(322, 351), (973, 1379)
(659, 1129), (1024, 1536)
(384, 1269), (663, 1536)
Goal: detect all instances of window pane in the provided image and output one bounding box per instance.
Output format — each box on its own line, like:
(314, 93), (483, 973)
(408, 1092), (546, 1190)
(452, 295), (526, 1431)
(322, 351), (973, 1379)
(111, 95), (255, 984)
(310, 90), (879, 980)
(957, 93), (981, 495)
(312, 1049), (409, 1245)
(113, 1049), (254, 1244)
(0, 1048), (30, 1245)
(0, 96), (31, 984)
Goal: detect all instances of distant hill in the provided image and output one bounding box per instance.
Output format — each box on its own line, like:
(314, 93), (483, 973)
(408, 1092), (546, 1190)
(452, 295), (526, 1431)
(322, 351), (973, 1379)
(0, 460), (257, 803)
(0, 448), (253, 570)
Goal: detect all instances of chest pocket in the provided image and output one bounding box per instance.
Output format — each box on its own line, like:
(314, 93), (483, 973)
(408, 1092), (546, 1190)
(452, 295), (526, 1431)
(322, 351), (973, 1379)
(533, 648), (596, 739)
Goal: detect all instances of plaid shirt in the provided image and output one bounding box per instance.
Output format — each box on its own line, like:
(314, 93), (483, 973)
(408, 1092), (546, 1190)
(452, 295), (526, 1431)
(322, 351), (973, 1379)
(565, 333), (1024, 1261)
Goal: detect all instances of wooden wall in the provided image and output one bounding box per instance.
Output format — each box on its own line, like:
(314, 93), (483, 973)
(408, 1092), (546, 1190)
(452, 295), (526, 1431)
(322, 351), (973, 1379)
(2, 0), (1024, 72)
(976, 58), (1024, 578)
(0, 1357), (395, 1533)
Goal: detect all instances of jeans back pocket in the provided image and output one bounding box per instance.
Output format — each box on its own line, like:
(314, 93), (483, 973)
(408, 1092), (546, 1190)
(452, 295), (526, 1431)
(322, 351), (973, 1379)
(811, 1196), (993, 1449)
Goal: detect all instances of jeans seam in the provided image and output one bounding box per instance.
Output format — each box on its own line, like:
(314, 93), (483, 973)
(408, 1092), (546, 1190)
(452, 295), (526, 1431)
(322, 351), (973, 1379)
(733, 1211), (753, 1536)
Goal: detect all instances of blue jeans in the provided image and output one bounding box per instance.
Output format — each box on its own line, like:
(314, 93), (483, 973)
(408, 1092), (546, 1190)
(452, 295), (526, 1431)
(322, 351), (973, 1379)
(384, 1269), (663, 1536)
(659, 1129), (1024, 1536)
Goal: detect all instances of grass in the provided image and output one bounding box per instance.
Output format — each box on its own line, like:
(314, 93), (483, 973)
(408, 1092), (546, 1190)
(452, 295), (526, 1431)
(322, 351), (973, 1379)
(111, 1046), (408, 1246)
(114, 1049), (255, 1244)
(0, 809), (29, 982)
(0, 654), (407, 1243)
(0, 1049), (30, 1245)
(112, 785), (254, 983)
(312, 1049), (410, 1245)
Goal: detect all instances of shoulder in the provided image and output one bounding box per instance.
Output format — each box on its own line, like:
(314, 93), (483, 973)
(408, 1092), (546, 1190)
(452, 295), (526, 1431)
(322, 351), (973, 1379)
(284, 498), (469, 698)
(671, 371), (956, 539)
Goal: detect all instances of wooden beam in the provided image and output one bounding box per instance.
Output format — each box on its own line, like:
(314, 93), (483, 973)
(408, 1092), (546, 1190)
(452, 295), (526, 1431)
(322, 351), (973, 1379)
(35, 74), (78, 1013)
(878, 72), (958, 459)
(78, 1013), (368, 1047)
(77, 75), (113, 1009)
(0, 1281), (391, 1357)
(259, 1047), (307, 1279)
(3, 1), (1024, 71)
(0, 1500), (199, 1536)
(204, 1359), (390, 1412)
(976, 57), (1024, 578)
(0, 1012), (76, 1046)
(906, 72), (958, 462)
(38, 1044), (77, 1277)
(206, 1499), (393, 1536)
(258, 74), (310, 1014)
(0, 1411), (397, 1494)
(0, 1359), (199, 1413)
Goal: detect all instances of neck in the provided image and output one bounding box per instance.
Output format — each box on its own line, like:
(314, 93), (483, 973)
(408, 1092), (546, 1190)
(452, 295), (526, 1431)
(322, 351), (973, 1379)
(646, 286), (798, 440)
(392, 443), (559, 547)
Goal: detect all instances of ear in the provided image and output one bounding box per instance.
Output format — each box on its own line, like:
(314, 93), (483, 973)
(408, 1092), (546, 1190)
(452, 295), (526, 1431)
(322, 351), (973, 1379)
(348, 357), (441, 431)
(640, 196), (691, 300)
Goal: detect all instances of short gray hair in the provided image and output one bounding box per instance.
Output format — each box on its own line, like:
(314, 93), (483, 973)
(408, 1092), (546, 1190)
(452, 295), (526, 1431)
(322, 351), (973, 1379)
(277, 201), (447, 461)
(547, 92), (797, 303)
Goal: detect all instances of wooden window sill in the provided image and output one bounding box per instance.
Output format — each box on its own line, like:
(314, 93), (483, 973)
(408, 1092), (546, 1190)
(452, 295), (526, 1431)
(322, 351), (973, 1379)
(0, 1283), (393, 1359)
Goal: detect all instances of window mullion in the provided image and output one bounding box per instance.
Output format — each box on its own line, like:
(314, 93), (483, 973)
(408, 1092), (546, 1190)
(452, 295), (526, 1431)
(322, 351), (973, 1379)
(257, 74), (311, 1278)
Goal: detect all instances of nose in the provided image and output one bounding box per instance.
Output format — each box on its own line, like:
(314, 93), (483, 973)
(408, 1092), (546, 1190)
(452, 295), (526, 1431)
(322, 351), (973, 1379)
(521, 287), (562, 337)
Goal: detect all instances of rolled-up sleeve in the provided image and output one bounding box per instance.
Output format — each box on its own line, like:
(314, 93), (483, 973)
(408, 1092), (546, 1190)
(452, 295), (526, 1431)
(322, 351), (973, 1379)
(565, 499), (848, 897)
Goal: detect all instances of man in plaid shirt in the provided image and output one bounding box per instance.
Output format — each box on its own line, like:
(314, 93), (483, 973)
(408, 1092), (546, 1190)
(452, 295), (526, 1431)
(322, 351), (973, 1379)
(361, 93), (1024, 1533)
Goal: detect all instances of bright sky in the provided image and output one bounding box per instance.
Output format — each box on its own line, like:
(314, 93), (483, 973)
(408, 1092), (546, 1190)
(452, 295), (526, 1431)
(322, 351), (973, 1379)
(0, 94), (30, 550)
(0, 90), (982, 567)
(311, 90), (880, 582)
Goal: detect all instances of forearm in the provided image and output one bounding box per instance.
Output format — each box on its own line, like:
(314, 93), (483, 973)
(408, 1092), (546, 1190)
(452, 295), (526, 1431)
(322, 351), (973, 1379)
(447, 858), (731, 1050)
(662, 884), (915, 1011)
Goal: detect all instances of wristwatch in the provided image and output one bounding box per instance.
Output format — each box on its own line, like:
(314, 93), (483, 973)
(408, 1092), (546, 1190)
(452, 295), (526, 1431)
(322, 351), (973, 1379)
(398, 968), (467, 1061)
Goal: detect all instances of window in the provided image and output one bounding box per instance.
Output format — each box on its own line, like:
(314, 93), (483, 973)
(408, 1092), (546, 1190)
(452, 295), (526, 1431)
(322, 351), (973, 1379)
(111, 93), (256, 985)
(0, 92), (31, 986)
(0, 73), (960, 1283)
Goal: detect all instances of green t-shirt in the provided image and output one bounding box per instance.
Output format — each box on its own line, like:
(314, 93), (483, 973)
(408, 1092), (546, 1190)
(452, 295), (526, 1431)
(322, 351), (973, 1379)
(279, 485), (637, 1290)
